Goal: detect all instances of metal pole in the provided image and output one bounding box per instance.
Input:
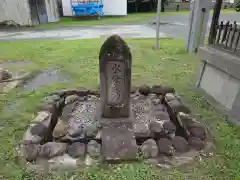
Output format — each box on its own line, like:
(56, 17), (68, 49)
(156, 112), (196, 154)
(155, 0), (161, 49)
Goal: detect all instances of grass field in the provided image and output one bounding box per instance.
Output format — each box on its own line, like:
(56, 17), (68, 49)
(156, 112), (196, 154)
(32, 9), (237, 30)
(0, 38), (240, 179)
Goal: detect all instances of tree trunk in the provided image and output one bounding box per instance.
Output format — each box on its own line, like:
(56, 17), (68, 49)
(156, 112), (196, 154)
(161, 1), (165, 12)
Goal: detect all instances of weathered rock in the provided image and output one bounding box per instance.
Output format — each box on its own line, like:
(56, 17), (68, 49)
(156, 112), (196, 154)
(48, 154), (78, 169)
(163, 121), (176, 134)
(140, 139), (158, 158)
(154, 104), (167, 112)
(19, 144), (40, 162)
(149, 121), (163, 133)
(0, 68), (12, 81)
(55, 97), (65, 110)
(139, 85), (151, 96)
(168, 99), (191, 114)
(165, 93), (177, 102)
(177, 112), (199, 128)
(49, 94), (61, 102)
(32, 111), (51, 123)
(95, 130), (102, 140)
(87, 140), (101, 158)
(55, 88), (89, 97)
(65, 94), (79, 105)
(134, 123), (151, 138)
(188, 126), (206, 140)
(67, 142), (86, 158)
(154, 111), (170, 121)
(61, 101), (78, 121)
(39, 142), (67, 158)
(67, 101), (97, 138)
(53, 119), (68, 139)
(188, 137), (205, 150)
(30, 123), (49, 139)
(131, 86), (138, 93)
(75, 88), (89, 96)
(172, 136), (189, 152)
(87, 95), (99, 101)
(39, 103), (58, 116)
(101, 126), (138, 161)
(157, 138), (174, 156)
(85, 122), (99, 138)
(89, 89), (100, 95)
(22, 129), (43, 144)
(151, 85), (175, 95)
(67, 120), (84, 138)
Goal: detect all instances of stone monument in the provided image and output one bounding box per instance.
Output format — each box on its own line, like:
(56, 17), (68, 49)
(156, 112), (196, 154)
(99, 35), (138, 161)
(17, 35), (213, 172)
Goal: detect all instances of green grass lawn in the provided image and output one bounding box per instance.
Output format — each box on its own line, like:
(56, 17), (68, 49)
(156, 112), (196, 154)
(31, 9), (237, 30)
(0, 38), (240, 180)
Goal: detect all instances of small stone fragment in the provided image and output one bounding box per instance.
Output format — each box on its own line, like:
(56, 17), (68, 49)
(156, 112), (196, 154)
(188, 137), (205, 150)
(95, 130), (102, 140)
(0, 68), (12, 81)
(101, 126), (138, 161)
(157, 138), (174, 156)
(61, 102), (78, 121)
(139, 85), (151, 96)
(39, 103), (57, 115)
(165, 93), (176, 102)
(87, 95), (99, 101)
(168, 99), (191, 114)
(65, 94), (79, 105)
(188, 126), (206, 140)
(172, 136), (189, 152)
(140, 139), (158, 158)
(53, 119), (68, 139)
(149, 121), (164, 134)
(87, 140), (101, 158)
(75, 88), (89, 96)
(48, 154), (78, 169)
(39, 142), (67, 158)
(67, 142), (86, 158)
(151, 85), (174, 95)
(89, 89), (100, 95)
(134, 123), (151, 138)
(163, 121), (176, 134)
(131, 86), (138, 93)
(22, 129), (42, 144)
(154, 104), (167, 111)
(85, 123), (99, 138)
(19, 144), (40, 162)
(30, 122), (49, 138)
(177, 112), (199, 128)
(154, 111), (170, 121)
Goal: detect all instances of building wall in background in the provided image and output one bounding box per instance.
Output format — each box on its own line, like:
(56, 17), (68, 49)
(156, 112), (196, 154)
(61, 0), (127, 16)
(45, 0), (60, 22)
(0, 0), (31, 25)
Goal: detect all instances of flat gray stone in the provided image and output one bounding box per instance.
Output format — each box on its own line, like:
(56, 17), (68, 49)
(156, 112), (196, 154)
(101, 124), (138, 161)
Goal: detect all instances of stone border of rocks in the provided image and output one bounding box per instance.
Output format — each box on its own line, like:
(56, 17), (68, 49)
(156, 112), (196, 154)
(15, 86), (214, 173)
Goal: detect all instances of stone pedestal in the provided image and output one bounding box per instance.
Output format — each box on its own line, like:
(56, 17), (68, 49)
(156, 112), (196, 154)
(197, 46), (240, 124)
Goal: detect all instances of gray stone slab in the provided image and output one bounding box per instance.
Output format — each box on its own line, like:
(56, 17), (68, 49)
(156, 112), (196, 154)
(101, 122), (138, 161)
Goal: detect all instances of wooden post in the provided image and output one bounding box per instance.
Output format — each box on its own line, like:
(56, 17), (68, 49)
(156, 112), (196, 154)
(208, 0), (223, 44)
(155, 0), (161, 49)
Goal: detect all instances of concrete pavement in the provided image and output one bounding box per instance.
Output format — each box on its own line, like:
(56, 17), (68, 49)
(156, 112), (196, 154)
(0, 12), (239, 41)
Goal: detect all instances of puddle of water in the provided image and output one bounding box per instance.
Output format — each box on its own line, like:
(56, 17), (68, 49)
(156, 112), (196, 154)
(22, 69), (70, 92)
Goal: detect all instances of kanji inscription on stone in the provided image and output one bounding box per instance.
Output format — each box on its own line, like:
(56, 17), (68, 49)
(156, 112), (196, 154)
(106, 61), (125, 106)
